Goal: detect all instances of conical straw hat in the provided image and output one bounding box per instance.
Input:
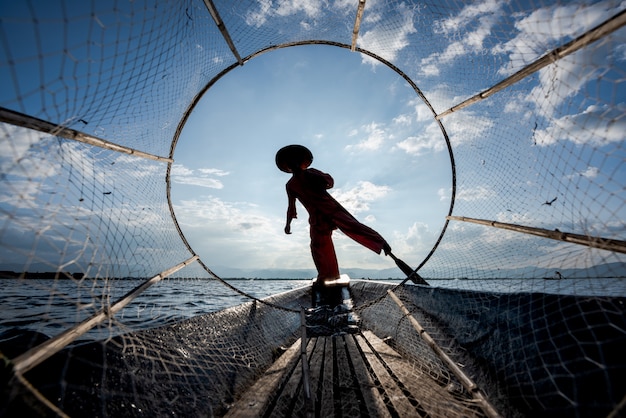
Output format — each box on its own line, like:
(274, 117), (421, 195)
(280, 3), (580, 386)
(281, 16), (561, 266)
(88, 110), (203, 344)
(275, 145), (313, 173)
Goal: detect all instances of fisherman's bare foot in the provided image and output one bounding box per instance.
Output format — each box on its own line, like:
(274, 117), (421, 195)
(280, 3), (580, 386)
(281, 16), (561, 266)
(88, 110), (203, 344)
(383, 242), (392, 256)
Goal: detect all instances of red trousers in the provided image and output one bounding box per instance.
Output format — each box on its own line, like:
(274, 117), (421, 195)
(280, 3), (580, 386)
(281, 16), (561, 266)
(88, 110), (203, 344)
(310, 210), (387, 282)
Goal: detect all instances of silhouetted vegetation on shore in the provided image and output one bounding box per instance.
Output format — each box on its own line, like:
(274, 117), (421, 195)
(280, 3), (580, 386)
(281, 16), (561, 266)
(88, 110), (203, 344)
(0, 271), (85, 280)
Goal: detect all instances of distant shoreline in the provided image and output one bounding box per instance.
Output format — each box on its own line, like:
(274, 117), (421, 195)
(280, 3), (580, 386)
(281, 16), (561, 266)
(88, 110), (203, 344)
(2, 271), (626, 281)
(0, 271), (86, 280)
(0, 272), (401, 280)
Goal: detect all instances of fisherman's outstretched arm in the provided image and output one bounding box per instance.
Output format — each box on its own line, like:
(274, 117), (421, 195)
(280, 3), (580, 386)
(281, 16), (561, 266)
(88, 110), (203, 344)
(285, 189), (297, 234)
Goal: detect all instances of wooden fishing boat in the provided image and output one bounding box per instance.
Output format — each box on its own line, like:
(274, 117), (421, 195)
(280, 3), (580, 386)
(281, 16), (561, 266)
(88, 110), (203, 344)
(3, 280), (624, 417)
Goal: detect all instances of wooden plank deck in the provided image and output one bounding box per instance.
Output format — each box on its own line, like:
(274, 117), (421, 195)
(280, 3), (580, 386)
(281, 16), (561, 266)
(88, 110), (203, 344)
(226, 330), (485, 418)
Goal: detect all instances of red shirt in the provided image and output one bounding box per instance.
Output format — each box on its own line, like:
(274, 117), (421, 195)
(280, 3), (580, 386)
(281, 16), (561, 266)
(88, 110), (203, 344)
(286, 168), (346, 227)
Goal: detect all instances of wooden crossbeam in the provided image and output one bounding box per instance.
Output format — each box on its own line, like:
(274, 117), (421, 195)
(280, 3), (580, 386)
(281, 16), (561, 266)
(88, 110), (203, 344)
(351, 0), (367, 51)
(0, 107), (172, 163)
(436, 9), (626, 119)
(202, 0), (243, 65)
(447, 215), (626, 254)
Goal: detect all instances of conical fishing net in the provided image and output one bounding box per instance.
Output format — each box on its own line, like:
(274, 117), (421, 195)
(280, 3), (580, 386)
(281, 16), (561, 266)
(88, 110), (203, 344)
(1, 1), (625, 416)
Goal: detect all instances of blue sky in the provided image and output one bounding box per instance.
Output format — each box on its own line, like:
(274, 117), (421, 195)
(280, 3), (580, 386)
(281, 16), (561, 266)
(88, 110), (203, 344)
(170, 45), (452, 274)
(1, 0), (625, 278)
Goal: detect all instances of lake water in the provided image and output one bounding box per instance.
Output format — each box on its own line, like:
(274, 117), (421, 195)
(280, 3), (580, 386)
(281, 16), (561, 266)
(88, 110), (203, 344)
(1, 277), (624, 342)
(0, 278), (312, 341)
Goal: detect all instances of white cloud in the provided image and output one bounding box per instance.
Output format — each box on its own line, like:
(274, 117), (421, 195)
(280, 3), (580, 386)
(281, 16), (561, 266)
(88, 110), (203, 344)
(358, 4), (417, 66)
(0, 123), (57, 179)
(345, 122), (388, 151)
(420, 63), (440, 77)
(0, 125), (162, 211)
(396, 120), (445, 156)
(494, 2), (623, 75)
(413, 100), (434, 122)
(363, 214), (376, 223)
(493, 3), (626, 149)
(173, 195), (309, 269)
(176, 196), (260, 230)
(390, 221), (435, 256)
(334, 0), (362, 11)
(566, 166), (599, 179)
(0, 179), (45, 207)
(495, 210), (540, 225)
(170, 164), (193, 176)
(534, 103), (626, 147)
(508, 7), (626, 148)
(457, 185), (495, 201)
(245, 0), (326, 27)
(581, 166), (599, 179)
(503, 94), (529, 115)
(331, 181), (390, 214)
(441, 184), (514, 209)
(174, 176), (224, 189)
(197, 168), (230, 176)
(420, 41), (467, 73)
(383, 99), (440, 156)
(171, 163), (229, 189)
(392, 114), (412, 126)
(445, 111), (494, 147)
(419, 0), (505, 77)
(113, 154), (162, 178)
(465, 14), (499, 50)
(493, 0), (626, 130)
(525, 52), (601, 120)
(434, 0), (502, 34)
(363, 10), (382, 25)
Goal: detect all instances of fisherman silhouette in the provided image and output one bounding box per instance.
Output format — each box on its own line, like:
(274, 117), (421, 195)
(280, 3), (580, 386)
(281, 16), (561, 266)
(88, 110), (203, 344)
(276, 145), (391, 319)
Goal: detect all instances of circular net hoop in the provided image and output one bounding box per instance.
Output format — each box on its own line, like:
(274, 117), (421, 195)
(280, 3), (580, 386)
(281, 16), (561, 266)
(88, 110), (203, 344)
(1, 1), (625, 417)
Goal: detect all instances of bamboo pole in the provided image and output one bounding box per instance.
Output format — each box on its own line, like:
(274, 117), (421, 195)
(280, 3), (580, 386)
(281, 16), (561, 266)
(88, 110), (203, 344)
(300, 307), (314, 417)
(203, 0), (243, 65)
(387, 290), (501, 418)
(12, 255), (199, 375)
(351, 0), (367, 52)
(12, 372), (70, 418)
(447, 216), (626, 254)
(436, 9), (626, 119)
(0, 107), (173, 163)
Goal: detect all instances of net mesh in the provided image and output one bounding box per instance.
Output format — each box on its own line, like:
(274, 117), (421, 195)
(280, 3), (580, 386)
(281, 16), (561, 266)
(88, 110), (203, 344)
(1, 0), (625, 417)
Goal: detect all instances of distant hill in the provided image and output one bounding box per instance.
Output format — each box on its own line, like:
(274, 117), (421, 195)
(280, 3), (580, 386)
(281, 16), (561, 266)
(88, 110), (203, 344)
(211, 262), (626, 280)
(1, 262), (624, 280)
(210, 265), (404, 279)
